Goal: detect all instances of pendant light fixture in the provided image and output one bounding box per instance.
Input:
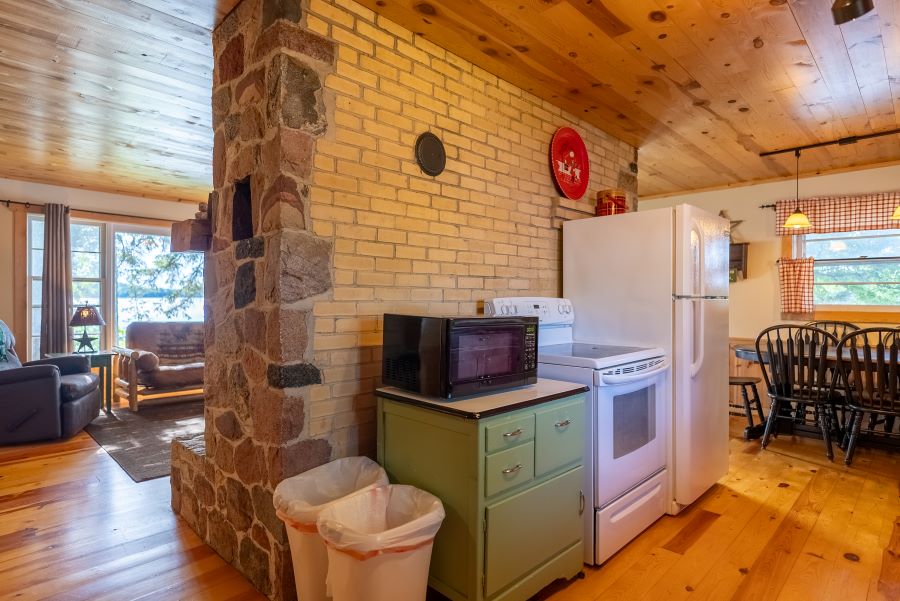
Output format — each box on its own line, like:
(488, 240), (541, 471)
(832, 0), (875, 25)
(783, 149), (812, 229)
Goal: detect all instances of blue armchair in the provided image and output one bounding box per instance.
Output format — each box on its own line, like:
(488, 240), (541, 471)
(0, 321), (101, 444)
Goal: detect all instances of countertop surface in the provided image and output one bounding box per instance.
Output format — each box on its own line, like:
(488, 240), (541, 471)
(376, 378), (589, 419)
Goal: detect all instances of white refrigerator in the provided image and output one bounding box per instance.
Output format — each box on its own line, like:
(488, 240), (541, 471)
(563, 204), (730, 514)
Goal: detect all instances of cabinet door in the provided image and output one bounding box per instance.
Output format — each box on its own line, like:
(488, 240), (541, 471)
(534, 397), (584, 477)
(484, 467), (583, 597)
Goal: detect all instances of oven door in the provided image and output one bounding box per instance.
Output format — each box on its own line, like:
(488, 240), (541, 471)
(594, 360), (669, 508)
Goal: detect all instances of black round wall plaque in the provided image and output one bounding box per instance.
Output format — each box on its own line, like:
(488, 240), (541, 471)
(415, 132), (446, 177)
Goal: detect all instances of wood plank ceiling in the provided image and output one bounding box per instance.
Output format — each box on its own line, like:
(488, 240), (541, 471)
(356, 0), (900, 197)
(0, 0), (240, 202)
(0, 1), (898, 200)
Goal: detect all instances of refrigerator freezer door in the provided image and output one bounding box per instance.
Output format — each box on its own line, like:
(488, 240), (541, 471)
(563, 209), (675, 355)
(672, 296), (729, 510)
(675, 205), (730, 298)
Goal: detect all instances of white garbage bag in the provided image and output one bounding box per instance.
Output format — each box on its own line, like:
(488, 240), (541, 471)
(316, 485), (445, 601)
(273, 456), (388, 601)
(274, 456), (389, 526)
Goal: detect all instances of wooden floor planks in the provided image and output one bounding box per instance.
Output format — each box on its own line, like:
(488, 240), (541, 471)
(0, 418), (897, 600)
(0, 434), (265, 601)
(538, 418), (899, 601)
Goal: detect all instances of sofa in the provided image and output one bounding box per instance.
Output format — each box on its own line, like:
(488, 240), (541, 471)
(0, 321), (101, 444)
(112, 321), (204, 411)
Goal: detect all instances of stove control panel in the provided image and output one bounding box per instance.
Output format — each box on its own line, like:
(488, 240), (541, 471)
(485, 297), (573, 325)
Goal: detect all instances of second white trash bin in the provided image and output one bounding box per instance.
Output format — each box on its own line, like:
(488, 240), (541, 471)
(316, 484), (446, 601)
(273, 457), (389, 601)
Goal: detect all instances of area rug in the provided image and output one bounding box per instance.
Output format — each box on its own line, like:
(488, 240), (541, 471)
(85, 400), (205, 482)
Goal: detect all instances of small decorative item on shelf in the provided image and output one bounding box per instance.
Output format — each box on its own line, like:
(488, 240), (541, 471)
(69, 303), (105, 353)
(596, 189), (629, 216)
(172, 198), (212, 253)
(550, 127), (590, 200)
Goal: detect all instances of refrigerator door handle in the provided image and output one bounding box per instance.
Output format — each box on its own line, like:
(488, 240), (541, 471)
(690, 299), (704, 379)
(695, 225), (705, 297)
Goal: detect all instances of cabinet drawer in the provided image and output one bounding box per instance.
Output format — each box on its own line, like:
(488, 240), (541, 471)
(485, 442), (535, 497)
(485, 467), (583, 597)
(535, 397), (584, 477)
(485, 414), (535, 454)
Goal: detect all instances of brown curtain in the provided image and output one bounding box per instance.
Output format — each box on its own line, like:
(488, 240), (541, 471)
(778, 257), (815, 320)
(775, 192), (900, 236)
(40, 204), (72, 356)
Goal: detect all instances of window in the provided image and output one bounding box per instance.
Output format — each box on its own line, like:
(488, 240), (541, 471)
(28, 217), (105, 358)
(113, 227), (204, 346)
(26, 216), (204, 360)
(798, 228), (900, 307)
(28, 217), (45, 360)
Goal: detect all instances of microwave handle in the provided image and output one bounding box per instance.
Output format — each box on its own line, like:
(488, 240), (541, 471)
(600, 360), (669, 385)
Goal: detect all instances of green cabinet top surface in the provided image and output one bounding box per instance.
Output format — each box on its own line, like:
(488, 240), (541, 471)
(376, 378), (588, 419)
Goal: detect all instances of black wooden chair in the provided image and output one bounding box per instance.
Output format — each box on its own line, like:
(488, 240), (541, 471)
(835, 328), (900, 465)
(728, 376), (765, 439)
(805, 320), (859, 340)
(805, 321), (859, 426)
(756, 325), (841, 459)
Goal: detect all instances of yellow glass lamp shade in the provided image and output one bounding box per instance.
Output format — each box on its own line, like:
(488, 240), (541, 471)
(892, 205), (900, 220)
(784, 208), (812, 229)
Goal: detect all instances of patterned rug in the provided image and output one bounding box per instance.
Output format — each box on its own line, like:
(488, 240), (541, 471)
(85, 400), (205, 482)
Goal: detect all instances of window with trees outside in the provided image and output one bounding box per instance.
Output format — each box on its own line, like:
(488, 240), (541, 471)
(26, 215), (204, 360)
(797, 228), (900, 307)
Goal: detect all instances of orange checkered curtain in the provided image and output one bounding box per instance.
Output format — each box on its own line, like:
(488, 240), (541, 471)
(775, 192), (900, 236)
(778, 258), (815, 320)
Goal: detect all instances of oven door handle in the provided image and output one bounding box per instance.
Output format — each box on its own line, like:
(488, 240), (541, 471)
(600, 360), (669, 385)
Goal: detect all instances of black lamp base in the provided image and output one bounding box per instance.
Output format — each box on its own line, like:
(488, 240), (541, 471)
(74, 329), (97, 353)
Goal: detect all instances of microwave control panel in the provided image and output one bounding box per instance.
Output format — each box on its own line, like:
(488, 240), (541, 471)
(486, 297), (573, 325)
(524, 323), (537, 371)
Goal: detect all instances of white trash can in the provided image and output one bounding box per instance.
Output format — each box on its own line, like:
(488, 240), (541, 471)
(273, 456), (389, 601)
(316, 484), (446, 601)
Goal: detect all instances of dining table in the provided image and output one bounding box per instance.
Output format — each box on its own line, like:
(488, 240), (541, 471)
(733, 344), (899, 449)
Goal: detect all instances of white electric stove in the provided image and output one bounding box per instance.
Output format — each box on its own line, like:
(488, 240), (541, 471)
(486, 297), (670, 566)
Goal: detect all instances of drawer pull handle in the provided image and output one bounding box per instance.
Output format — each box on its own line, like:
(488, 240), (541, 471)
(502, 428), (523, 438)
(502, 464), (524, 475)
(555, 419), (572, 429)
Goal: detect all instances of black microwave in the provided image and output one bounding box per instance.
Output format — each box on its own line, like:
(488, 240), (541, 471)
(382, 314), (538, 399)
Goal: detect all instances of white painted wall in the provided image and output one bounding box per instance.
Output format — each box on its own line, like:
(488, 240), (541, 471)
(641, 163), (900, 339)
(0, 177), (197, 333)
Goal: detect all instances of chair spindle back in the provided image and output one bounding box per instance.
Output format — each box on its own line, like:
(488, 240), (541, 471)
(836, 328), (900, 414)
(756, 325), (839, 405)
(805, 320), (859, 341)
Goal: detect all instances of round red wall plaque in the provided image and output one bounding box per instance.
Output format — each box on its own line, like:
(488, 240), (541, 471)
(550, 127), (590, 200)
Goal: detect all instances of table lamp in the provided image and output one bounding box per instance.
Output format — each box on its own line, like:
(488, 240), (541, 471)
(69, 303), (105, 353)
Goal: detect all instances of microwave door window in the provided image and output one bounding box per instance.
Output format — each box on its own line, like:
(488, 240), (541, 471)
(450, 328), (522, 383)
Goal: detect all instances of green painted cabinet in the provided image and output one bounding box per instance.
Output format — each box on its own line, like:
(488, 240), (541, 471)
(376, 384), (587, 601)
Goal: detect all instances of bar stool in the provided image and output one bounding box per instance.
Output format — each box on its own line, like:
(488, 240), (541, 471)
(729, 376), (766, 440)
